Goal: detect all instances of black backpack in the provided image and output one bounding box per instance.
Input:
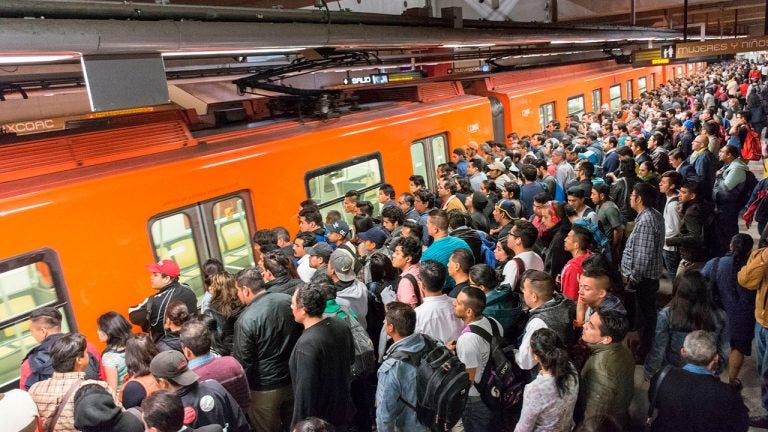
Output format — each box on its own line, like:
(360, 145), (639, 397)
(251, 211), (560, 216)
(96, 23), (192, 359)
(389, 335), (470, 432)
(468, 319), (529, 412)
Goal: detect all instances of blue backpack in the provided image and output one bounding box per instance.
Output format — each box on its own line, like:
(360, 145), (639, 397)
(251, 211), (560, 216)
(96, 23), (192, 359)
(477, 230), (497, 267)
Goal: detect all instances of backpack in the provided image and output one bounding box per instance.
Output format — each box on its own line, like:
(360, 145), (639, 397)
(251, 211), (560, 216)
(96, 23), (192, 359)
(467, 319), (529, 412)
(536, 180), (550, 195)
(475, 230), (497, 267)
(741, 126), (763, 161)
(738, 170), (759, 209)
(333, 307), (376, 380)
(389, 335), (470, 431)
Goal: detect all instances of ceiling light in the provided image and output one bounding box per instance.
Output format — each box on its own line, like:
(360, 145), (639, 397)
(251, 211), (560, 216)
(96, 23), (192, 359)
(162, 48), (308, 57)
(0, 55), (75, 64)
(440, 44), (496, 48)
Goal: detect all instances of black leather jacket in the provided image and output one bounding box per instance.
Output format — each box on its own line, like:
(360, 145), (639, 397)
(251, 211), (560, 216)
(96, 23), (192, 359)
(232, 291), (302, 390)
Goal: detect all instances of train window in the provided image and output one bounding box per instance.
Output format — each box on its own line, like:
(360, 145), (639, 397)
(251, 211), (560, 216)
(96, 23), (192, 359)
(626, 80), (633, 100)
(591, 89), (602, 113)
(150, 213), (204, 296)
(539, 102), (555, 131)
(0, 249), (72, 389)
(149, 191), (257, 299)
(410, 142), (428, 185)
(649, 73), (655, 90)
(609, 85), (621, 110)
(411, 133), (448, 191)
(212, 197), (255, 274)
(567, 95), (585, 119)
(676, 66), (683, 76)
(638, 77), (647, 94)
(306, 153), (384, 219)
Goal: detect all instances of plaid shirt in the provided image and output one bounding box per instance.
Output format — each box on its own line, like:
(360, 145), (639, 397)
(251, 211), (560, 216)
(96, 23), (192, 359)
(28, 372), (116, 432)
(621, 207), (664, 282)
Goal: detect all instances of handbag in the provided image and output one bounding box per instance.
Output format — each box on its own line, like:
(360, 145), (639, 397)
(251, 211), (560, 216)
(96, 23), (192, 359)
(645, 365), (673, 431)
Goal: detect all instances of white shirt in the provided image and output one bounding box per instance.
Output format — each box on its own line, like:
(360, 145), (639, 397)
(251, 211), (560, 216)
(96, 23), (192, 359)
(296, 255), (315, 283)
(501, 251), (544, 287)
(514, 317), (547, 370)
(457, 316), (503, 397)
(662, 195), (681, 252)
(415, 295), (464, 344)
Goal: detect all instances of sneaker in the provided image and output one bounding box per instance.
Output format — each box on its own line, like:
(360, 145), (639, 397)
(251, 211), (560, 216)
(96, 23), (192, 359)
(750, 415), (768, 429)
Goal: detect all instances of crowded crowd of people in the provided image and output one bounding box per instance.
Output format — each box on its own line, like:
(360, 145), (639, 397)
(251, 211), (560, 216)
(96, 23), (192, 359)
(7, 58), (768, 432)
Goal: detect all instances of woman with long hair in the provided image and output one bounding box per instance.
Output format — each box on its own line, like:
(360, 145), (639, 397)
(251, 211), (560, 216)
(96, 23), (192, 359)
(200, 258), (225, 313)
(262, 249), (302, 295)
(515, 328), (579, 432)
(643, 270), (729, 379)
(120, 333), (159, 408)
(156, 300), (190, 352)
(494, 239), (513, 283)
(206, 271), (244, 356)
(501, 181), (524, 219)
(96, 311), (132, 394)
(469, 263), (523, 338)
(702, 233), (756, 389)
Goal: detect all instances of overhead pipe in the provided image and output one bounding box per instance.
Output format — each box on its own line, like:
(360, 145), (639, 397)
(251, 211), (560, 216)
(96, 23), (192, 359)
(0, 18), (681, 55)
(0, 0), (681, 33)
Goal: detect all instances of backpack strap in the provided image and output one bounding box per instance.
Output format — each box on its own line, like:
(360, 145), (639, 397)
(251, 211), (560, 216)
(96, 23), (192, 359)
(401, 273), (421, 305)
(468, 318), (500, 343)
(646, 365), (674, 424)
(511, 257), (525, 292)
(47, 378), (83, 432)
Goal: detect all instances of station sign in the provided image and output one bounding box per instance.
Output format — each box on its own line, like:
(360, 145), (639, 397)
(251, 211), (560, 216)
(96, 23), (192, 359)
(342, 70), (424, 86)
(447, 65), (491, 74)
(674, 36), (768, 59)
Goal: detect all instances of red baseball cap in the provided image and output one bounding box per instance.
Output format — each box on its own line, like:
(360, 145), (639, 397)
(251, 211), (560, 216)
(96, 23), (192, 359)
(146, 259), (181, 278)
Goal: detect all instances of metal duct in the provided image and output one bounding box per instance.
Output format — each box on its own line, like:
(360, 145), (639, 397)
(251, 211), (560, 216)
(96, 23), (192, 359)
(0, 17), (681, 55)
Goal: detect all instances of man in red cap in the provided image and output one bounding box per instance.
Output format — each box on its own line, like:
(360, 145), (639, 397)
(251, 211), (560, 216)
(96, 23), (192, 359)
(128, 259), (197, 342)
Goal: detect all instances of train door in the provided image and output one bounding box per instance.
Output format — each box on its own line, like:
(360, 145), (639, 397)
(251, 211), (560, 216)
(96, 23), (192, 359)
(148, 191), (256, 298)
(411, 133), (448, 191)
(0, 249), (73, 390)
(488, 96), (506, 143)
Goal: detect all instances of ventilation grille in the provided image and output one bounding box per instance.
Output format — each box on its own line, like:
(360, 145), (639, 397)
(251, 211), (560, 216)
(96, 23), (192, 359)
(355, 81), (464, 103)
(0, 120), (195, 183)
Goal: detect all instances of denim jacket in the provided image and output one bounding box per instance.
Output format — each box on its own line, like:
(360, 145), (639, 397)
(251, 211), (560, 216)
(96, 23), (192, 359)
(643, 306), (729, 379)
(376, 333), (429, 432)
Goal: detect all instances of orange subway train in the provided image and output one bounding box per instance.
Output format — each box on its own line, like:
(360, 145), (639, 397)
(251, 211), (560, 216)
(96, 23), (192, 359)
(0, 59), (702, 388)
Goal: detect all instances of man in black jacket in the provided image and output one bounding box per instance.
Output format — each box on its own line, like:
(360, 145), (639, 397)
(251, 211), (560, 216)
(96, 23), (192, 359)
(232, 267), (302, 432)
(289, 284), (354, 429)
(665, 181), (713, 276)
(128, 260), (197, 342)
(649, 330), (748, 432)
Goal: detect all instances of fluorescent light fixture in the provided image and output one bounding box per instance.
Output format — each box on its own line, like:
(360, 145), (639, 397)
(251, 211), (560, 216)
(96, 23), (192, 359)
(0, 55), (75, 64)
(162, 48), (308, 57)
(440, 43), (496, 48)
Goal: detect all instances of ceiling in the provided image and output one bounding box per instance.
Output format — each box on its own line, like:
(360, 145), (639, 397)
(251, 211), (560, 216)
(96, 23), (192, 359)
(0, 0), (762, 114)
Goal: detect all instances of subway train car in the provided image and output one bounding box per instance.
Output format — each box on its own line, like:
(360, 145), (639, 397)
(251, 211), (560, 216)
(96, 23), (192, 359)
(0, 59), (701, 388)
(467, 60), (708, 140)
